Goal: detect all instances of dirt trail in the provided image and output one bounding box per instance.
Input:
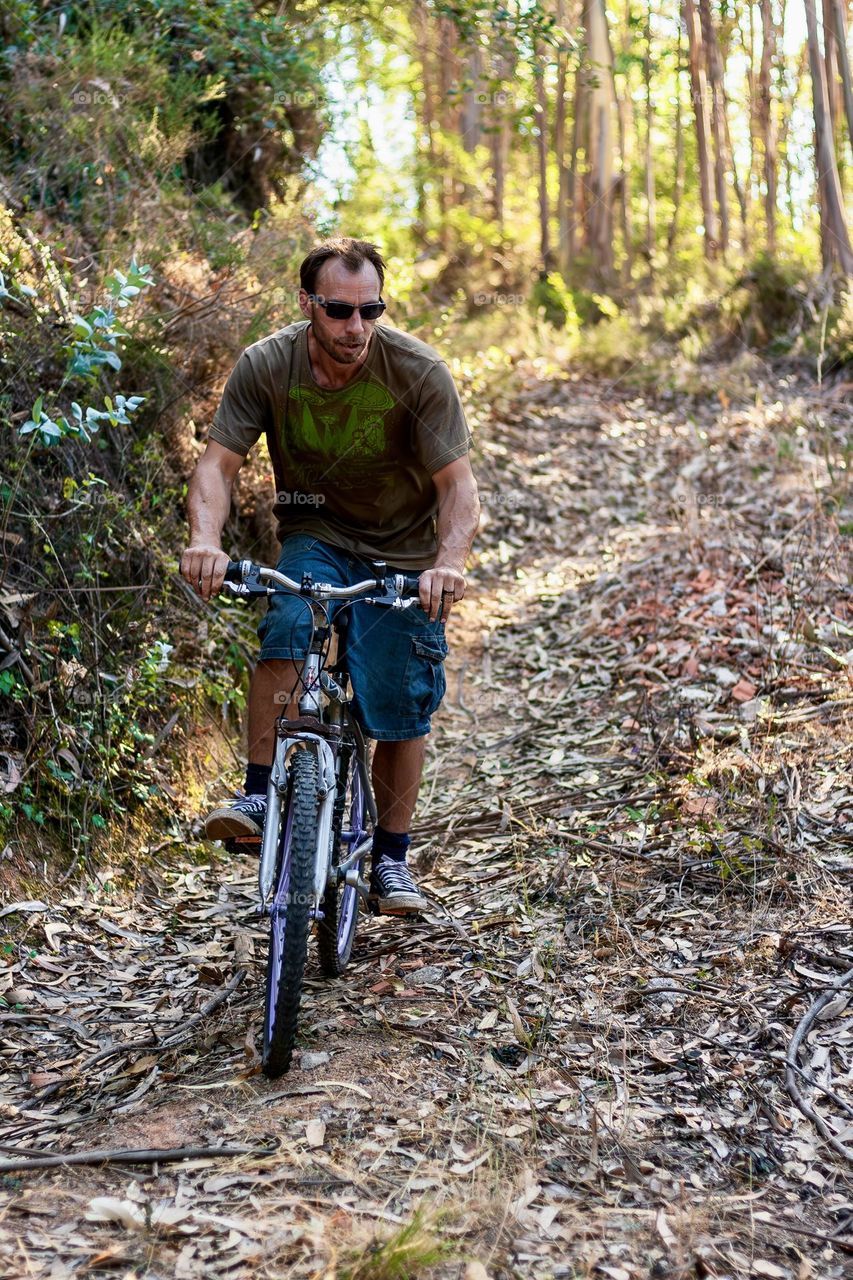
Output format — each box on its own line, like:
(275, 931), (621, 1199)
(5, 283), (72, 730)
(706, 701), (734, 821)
(1, 369), (851, 1279)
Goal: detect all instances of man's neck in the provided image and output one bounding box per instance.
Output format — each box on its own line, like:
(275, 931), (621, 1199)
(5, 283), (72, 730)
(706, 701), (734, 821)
(306, 325), (373, 390)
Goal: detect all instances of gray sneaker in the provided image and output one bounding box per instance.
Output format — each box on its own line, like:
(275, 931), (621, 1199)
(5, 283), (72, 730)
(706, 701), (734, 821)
(204, 793), (267, 842)
(369, 856), (428, 915)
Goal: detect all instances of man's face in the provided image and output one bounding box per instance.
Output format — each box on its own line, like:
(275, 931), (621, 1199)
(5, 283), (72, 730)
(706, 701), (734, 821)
(299, 260), (382, 365)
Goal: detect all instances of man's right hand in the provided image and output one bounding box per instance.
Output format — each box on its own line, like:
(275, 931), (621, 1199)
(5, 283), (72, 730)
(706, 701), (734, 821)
(180, 544), (231, 602)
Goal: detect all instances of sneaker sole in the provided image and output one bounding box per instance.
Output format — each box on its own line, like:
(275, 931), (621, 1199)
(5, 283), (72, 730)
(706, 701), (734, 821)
(368, 893), (429, 916)
(204, 808), (264, 841)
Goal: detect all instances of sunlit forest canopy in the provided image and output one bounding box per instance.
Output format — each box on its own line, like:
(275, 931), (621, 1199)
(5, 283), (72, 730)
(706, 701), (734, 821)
(2, 0), (852, 300)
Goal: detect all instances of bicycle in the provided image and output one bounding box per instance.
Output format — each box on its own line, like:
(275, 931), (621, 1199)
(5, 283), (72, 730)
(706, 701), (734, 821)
(219, 556), (423, 1077)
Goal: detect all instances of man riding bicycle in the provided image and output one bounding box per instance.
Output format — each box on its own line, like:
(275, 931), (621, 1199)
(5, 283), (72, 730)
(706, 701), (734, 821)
(180, 237), (480, 915)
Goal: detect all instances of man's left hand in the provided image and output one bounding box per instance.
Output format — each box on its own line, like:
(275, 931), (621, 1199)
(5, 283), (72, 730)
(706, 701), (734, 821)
(419, 565), (466, 622)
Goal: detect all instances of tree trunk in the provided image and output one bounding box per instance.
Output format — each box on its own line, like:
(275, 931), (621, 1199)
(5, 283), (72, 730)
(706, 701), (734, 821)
(535, 42), (555, 271)
(607, 6), (633, 279)
(460, 44), (483, 156)
(554, 0), (570, 272)
(668, 19), (685, 251)
(737, 3), (756, 228)
(804, 0), (853, 273)
(758, 0), (778, 254)
(565, 62), (585, 273)
(413, 0), (437, 245)
(698, 0), (730, 253)
(684, 0), (719, 257)
(823, 0), (842, 142)
(644, 5), (655, 262)
(437, 14), (461, 232)
(830, 0), (853, 151)
(583, 0), (616, 280)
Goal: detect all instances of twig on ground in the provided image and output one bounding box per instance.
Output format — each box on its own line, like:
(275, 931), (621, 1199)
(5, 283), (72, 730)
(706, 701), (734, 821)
(785, 966), (853, 1164)
(0, 1141), (278, 1174)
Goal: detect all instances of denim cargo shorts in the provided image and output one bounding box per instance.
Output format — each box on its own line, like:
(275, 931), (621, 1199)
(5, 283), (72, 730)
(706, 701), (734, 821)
(257, 532), (448, 741)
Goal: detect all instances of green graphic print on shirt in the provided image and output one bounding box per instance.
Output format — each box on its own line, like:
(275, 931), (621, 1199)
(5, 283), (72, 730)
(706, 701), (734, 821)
(286, 377), (396, 492)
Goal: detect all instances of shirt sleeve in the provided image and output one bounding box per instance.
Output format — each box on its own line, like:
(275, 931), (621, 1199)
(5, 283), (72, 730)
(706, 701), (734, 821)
(411, 362), (473, 475)
(207, 350), (269, 457)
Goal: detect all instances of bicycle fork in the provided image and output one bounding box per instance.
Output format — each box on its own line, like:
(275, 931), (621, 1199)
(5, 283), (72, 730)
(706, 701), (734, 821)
(257, 732), (372, 915)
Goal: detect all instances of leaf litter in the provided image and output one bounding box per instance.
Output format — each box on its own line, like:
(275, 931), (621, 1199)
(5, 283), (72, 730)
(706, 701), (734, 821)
(0, 366), (851, 1278)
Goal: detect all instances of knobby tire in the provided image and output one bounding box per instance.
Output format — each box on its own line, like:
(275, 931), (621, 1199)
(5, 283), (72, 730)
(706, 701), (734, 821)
(262, 748), (319, 1077)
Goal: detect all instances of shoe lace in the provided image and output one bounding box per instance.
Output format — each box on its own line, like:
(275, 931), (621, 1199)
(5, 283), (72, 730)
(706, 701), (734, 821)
(375, 858), (418, 893)
(235, 792), (267, 810)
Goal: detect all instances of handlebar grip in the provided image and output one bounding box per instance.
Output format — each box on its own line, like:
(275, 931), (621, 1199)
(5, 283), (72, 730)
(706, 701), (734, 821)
(402, 574), (422, 596)
(224, 559), (246, 584)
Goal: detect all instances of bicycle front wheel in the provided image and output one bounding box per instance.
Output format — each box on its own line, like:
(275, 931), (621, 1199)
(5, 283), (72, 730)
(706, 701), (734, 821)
(263, 747), (319, 1077)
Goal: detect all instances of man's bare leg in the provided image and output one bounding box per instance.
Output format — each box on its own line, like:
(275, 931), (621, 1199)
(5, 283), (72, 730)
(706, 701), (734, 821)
(369, 736), (428, 911)
(247, 658), (302, 765)
(372, 737), (426, 833)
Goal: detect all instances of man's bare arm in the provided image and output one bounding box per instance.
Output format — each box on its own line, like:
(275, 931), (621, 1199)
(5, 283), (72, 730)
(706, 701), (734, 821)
(180, 440), (246, 600)
(420, 454), (480, 622)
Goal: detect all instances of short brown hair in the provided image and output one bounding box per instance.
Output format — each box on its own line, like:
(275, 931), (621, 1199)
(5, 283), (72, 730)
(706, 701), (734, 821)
(300, 237), (386, 297)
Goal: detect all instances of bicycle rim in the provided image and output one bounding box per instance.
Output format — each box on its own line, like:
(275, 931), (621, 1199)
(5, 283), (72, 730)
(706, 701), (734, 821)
(262, 749), (319, 1077)
(317, 752), (368, 975)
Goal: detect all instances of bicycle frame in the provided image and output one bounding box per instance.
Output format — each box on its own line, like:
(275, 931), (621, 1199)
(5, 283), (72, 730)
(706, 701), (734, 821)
(257, 608), (374, 918)
(222, 558), (415, 918)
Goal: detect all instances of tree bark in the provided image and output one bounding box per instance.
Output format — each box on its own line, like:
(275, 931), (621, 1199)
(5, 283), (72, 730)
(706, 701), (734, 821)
(554, 0), (571, 271)
(668, 19), (685, 251)
(822, 0), (842, 142)
(684, 0), (719, 257)
(758, 0), (778, 254)
(644, 5), (655, 262)
(804, 0), (853, 273)
(460, 44), (483, 156)
(437, 14), (461, 233)
(564, 61), (585, 272)
(583, 0), (616, 279)
(830, 0), (853, 152)
(608, 5), (633, 278)
(413, 0), (437, 245)
(698, 0), (730, 253)
(535, 41), (555, 271)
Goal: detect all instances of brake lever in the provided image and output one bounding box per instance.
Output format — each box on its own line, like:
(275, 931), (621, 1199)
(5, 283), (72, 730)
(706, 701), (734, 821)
(362, 595), (419, 610)
(221, 581), (273, 599)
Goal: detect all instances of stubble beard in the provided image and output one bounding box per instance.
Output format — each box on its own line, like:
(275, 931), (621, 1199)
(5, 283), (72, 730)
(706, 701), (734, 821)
(310, 312), (369, 365)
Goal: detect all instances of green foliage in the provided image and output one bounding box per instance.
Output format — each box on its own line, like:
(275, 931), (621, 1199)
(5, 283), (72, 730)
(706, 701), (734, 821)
(530, 272), (580, 331)
(338, 1207), (456, 1280)
(825, 289), (853, 368)
(733, 252), (810, 348)
(0, 0), (327, 246)
(8, 259), (151, 446)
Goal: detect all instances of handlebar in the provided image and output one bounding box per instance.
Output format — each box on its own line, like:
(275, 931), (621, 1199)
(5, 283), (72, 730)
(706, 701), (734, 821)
(221, 558), (422, 607)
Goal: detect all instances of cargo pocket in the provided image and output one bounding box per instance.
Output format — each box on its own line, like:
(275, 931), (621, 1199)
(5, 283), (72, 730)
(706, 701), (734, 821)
(403, 632), (449, 720)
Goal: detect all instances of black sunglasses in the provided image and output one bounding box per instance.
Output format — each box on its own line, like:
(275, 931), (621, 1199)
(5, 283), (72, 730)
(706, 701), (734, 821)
(313, 296), (386, 320)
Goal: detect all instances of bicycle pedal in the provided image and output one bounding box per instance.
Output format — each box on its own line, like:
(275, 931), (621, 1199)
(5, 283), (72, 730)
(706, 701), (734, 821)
(224, 836), (262, 855)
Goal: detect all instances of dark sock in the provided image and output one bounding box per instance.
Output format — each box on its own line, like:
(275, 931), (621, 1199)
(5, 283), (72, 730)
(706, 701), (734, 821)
(244, 762), (272, 796)
(372, 825), (410, 863)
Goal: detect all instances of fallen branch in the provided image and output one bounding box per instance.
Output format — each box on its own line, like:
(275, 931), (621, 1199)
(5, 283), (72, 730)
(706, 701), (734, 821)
(785, 966), (853, 1164)
(0, 1140), (278, 1174)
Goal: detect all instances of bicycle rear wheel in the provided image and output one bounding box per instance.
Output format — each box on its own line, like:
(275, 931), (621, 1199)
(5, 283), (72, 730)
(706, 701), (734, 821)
(317, 746), (370, 976)
(263, 747), (319, 1077)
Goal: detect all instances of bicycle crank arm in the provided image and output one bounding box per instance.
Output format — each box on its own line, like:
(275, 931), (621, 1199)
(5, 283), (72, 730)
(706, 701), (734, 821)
(343, 867), (372, 901)
(334, 835), (373, 881)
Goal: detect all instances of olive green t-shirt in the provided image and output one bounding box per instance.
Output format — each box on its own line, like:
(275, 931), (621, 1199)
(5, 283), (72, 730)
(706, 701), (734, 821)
(208, 320), (472, 569)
